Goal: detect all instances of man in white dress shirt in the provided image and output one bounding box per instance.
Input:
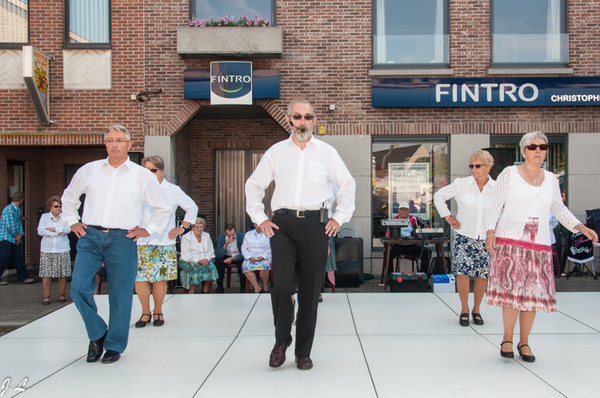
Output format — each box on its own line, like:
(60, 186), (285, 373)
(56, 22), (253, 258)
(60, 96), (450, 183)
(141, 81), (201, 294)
(246, 99), (356, 370)
(61, 125), (171, 364)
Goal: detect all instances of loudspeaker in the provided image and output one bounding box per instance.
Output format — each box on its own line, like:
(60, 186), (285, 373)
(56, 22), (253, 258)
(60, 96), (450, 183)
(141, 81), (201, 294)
(334, 236), (364, 284)
(585, 209), (600, 236)
(334, 260), (361, 288)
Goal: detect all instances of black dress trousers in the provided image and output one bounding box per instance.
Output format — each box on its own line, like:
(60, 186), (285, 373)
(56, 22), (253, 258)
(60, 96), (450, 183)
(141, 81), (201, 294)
(270, 213), (329, 358)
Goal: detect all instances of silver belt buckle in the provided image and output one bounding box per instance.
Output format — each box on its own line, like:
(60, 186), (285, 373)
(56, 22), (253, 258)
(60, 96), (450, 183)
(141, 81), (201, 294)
(296, 210), (305, 218)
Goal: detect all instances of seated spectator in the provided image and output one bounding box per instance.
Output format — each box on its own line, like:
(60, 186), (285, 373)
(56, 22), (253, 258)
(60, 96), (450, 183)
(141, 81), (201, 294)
(180, 218), (217, 294)
(386, 202), (430, 274)
(241, 223), (272, 293)
(215, 224), (245, 293)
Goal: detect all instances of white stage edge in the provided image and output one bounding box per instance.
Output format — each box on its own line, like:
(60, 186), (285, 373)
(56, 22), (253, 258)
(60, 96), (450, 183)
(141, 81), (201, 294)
(1, 292), (599, 398)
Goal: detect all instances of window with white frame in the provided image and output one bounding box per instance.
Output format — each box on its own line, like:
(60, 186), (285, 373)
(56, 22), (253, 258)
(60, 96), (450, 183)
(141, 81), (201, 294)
(190, 0), (275, 25)
(373, 0), (448, 67)
(0, 0), (28, 47)
(491, 0), (567, 66)
(65, 0), (110, 48)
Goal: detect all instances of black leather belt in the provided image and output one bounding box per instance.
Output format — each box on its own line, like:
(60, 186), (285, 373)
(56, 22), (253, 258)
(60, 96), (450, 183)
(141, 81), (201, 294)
(274, 209), (320, 218)
(89, 225), (125, 232)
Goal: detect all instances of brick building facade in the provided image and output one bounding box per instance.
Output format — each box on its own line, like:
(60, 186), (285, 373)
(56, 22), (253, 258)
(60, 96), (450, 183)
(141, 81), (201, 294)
(1, 1), (599, 274)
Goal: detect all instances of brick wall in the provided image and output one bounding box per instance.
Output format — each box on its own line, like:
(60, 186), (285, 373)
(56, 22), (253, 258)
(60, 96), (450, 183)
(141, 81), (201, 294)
(3, 1), (598, 140)
(1, 0), (145, 148)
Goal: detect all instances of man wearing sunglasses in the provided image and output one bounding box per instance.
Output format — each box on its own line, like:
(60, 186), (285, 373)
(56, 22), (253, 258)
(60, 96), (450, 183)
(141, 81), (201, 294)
(61, 125), (171, 364)
(246, 99), (356, 370)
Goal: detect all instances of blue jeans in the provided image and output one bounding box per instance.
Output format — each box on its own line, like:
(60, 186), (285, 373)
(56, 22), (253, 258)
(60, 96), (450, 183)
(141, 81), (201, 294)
(71, 227), (137, 353)
(0, 240), (29, 282)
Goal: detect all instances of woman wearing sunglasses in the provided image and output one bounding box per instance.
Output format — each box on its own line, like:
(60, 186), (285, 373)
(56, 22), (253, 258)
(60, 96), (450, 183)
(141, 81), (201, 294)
(485, 131), (598, 362)
(434, 150), (496, 327)
(134, 156), (198, 327)
(37, 196), (72, 305)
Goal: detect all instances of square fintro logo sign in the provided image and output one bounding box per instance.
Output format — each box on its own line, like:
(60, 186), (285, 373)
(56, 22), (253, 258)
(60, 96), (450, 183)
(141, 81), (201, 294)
(210, 61), (253, 105)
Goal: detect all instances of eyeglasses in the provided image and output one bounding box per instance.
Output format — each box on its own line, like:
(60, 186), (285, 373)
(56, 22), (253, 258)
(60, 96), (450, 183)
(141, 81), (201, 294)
(526, 144), (548, 151)
(52, 205), (62, 208)
(469, 164), (486, 169)
(105, 139), (130, 144)
(149, 168), (159, 173)
(290, 114), (314, 121)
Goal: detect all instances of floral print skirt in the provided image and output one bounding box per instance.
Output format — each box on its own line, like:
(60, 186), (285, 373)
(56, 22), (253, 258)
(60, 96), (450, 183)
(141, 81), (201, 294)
(39, 251), (72, 278)
(136, 244), (177, 283)
(485, 221), (556, 312)
(179, 260), (218, 289)
(242, 258), (272, 272)
(452, 232), (489, 279)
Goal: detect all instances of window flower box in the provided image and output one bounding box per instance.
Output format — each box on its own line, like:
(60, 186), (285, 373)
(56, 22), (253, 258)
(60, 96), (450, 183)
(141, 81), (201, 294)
(177, 26), (283, 59)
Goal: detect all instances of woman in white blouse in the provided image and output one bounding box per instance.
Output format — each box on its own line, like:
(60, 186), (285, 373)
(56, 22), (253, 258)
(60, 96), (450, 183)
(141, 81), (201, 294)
(37, 196), (72, 305)
(485, 132), (597, 362)
(135, 156), (199, 328)
(241, 223), (272, 293)
(180, 218), (218, 294)
(434, 150), (496, 327)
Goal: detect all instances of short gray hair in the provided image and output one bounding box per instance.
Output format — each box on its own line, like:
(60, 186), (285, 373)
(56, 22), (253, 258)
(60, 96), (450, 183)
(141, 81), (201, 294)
(194, 217), (207, 228)
(105, 125), (131, 141)
(142, 155), (164, 170)
(286, 99), (315, 117)
(470, 150), (494, 167)
(519, 131), (548, 153)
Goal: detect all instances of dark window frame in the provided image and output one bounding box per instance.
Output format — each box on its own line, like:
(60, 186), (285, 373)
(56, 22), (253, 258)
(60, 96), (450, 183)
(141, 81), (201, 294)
(489, 133), (568, 201)
(0, 0), (30, 49)
(371, 135), (451, 252)
(64, 0), (112, 49)
(490, 0), (568, 68)
(189, 0), (277, 26)
(371, 0), (450, 69)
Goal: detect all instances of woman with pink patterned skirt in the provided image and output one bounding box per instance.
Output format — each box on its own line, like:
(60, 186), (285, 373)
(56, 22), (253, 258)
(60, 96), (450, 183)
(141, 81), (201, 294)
(485, 131), (597, 363)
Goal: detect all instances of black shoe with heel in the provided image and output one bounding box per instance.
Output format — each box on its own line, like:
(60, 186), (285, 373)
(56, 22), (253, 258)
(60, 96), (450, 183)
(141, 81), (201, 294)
(135, 314), (151, 328)
(153, 313), (164, 327)
(500, 341), (514, 358)
(471, 312), (484, 325)
(459, 313), (469, 327)
(517, 343), (536, 362)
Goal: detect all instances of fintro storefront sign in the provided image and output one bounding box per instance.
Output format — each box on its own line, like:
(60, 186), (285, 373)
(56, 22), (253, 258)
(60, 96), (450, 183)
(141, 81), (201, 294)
(372, 77), (600, 107)
(210, 61), (253, 105)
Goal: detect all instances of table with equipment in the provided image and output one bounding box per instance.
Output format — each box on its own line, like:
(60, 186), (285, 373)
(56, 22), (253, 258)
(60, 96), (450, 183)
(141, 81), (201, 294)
(379, 235), (449, 290)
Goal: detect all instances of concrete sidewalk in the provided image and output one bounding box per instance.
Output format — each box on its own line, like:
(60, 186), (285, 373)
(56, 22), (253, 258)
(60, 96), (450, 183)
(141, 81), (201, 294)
(1, 264), (599, 336)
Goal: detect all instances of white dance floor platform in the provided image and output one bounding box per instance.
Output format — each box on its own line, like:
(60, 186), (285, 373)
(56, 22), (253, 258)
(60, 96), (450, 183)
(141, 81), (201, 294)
(2, 292), (599, 398)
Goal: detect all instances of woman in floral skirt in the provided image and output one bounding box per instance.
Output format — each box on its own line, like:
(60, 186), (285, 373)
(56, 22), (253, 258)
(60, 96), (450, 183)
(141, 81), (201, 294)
(135, 156), (198, 328)
(485, 132), (597, 362)
(180, 217), (218, 294)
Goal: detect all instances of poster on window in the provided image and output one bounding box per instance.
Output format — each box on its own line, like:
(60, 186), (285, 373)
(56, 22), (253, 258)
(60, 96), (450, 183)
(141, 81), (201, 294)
(388, 162), (430, 219)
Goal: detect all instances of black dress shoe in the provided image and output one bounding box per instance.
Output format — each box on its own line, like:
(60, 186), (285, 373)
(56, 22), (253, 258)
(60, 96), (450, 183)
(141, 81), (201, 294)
(517, 343), (536, 362)
(459, 313), (469, 327)
(153, 313), (164, 327)
(102, 350), (121, 364)
(296, 357), (313, 370)
(135, 314), (151, 328)
(500, 341), (514, 358)
(471, 312), (484, 326)
(215, 286), (225, 293)
(269, 335), (293, 368)
(86, 332), (106, 363)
